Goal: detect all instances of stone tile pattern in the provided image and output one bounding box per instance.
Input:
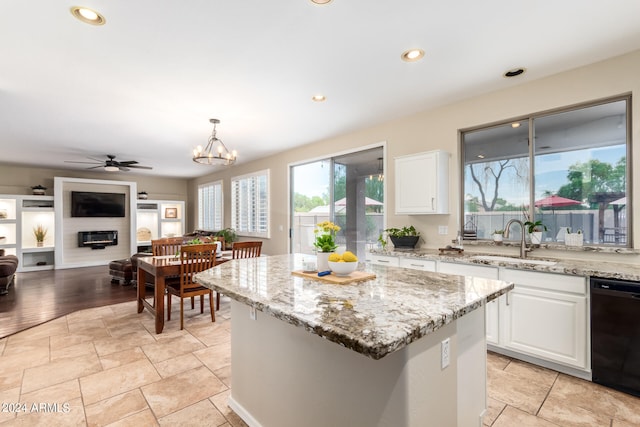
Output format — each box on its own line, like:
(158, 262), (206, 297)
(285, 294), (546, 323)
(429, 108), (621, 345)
(195, 254), (513, 360)
(372, 248), (640, 281)
(1, 301), (639, 426)
(486, 351), (640, 426)
(0, 300), (245, 427)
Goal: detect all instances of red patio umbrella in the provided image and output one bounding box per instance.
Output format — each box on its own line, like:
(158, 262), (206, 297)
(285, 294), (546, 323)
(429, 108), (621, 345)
(534, 195), (581, 208)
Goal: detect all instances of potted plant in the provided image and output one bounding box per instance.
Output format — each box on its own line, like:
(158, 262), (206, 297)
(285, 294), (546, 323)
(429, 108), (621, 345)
(216, 228), (237, 250)
(380, 226), (420, 249)
(524, 220), (547, 245)
(492, 229), (504, 244)
(313, 221), (341, 271)
(33, 224), (47, 247)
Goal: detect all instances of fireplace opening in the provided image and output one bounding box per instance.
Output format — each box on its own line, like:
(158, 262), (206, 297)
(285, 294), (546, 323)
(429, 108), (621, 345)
(78, 230), (118, 249)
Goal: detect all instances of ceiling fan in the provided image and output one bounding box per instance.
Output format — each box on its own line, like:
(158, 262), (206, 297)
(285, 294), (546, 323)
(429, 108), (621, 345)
(65, 154), (153, 172)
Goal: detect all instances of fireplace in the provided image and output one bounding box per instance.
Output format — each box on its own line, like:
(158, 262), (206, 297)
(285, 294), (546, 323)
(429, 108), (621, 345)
(78, 230), (118, 249)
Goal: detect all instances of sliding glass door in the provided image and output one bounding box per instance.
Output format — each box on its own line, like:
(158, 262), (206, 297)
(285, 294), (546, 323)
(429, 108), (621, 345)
(290, 147), (384, 260)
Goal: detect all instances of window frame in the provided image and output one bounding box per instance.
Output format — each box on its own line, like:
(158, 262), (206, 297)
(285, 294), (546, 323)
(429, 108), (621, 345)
(459, 94), (632, 247)
(197, 180), (224, 231)
(231, 169), (270, 238)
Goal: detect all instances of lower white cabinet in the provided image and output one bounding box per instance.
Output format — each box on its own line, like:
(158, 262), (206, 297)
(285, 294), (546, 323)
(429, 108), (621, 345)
(438, 262), (501, 345)
(499, 269), (588, 370)
(399, 257), (436, 271)
(369, 254), (400, 267)
(369, 254), (590, 371)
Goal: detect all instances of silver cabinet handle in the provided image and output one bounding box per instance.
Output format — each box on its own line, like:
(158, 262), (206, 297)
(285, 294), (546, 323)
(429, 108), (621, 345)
(378, 260), (390, 263)
(431, 197), (435, 210)
(506, 292), (510, 306)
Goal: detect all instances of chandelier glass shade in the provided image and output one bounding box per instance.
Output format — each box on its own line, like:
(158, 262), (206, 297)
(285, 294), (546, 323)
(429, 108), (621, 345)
(192, 119), (237, 165)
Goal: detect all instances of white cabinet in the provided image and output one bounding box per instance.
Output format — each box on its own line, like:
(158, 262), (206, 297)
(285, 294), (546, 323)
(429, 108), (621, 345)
(500, 269), (588, 370)
(136, 200), (185, 249)
(395, 150), (449, 214)
(438, 262), (501, 345)
(368, 252), (590, 372)
(0, 195), (55, 271)
(368, 254), (400, 267)
(399, 257), (436, 272)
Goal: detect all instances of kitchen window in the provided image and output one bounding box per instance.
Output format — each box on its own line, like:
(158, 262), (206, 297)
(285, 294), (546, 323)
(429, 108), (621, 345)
(462, 96), (630, 247)
(231, 169), (269, 238)
(197, 181), (223, 231)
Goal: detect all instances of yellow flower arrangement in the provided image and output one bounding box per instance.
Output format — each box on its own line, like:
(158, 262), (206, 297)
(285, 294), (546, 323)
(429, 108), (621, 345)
(313, 221), (341, 253)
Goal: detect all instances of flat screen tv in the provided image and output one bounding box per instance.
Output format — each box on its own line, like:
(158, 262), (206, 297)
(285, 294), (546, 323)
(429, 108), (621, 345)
(71, 191), (126, 217)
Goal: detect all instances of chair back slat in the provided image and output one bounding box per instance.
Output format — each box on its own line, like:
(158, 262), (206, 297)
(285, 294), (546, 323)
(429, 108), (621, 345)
(152, 237), (184, 256)
(232, 241), (263, 259)
(180, 243), (217, 292)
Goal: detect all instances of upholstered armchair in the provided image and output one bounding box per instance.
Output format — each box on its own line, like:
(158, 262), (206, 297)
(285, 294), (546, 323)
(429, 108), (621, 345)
(0, 249), (19, 296)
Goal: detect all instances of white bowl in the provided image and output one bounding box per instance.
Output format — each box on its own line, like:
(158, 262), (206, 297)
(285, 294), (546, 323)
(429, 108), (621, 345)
(328, 261), (358, 276)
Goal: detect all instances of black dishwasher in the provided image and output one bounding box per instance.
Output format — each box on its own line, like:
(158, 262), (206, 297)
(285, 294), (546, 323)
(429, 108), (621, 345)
(591, 277), (640, 397)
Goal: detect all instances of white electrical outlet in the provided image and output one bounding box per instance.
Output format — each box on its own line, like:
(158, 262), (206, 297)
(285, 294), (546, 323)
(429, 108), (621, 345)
(441, 338), (450, 369)
(438, 225), (448, 235)
(249, 306), (257, 320)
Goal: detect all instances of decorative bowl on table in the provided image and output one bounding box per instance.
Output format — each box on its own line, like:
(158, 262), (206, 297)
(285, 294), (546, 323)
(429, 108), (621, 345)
(328, 261), (358, 277)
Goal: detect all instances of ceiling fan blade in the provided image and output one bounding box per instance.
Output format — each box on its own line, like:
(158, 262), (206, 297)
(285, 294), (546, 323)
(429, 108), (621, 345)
(118, 166), (130, 172)
(86, 165), (103, 170)
(87, 156), (107, 162)
(127, 165), (153, 170)
(65, 160), (102, 164)
(118, 160), (139, 166)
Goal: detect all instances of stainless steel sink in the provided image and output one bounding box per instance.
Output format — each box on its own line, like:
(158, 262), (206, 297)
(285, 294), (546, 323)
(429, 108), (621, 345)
(470, 255), (557, 266)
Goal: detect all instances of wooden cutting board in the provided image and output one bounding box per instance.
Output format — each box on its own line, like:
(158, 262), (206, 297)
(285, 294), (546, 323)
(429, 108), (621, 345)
(291, 270), (376, 285)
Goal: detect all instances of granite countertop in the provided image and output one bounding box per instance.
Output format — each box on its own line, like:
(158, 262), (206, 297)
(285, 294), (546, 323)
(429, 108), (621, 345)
(195, 253), (513, 360)
(371, 248), (640, 281)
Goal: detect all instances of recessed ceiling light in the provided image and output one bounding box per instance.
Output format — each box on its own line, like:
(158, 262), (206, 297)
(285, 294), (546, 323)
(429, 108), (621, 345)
(70, 6), (106, 25)
(311, 0), (332, 4)
(312, 94), (326, 102)
(401, 49), (425, 62)
(503, 67), (526, 78)
(511, 122), (521, 128)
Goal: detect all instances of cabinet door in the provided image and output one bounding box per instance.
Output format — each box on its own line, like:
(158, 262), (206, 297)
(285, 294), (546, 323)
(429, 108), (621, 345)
(485, 297), (502, 345)
(395, 151), (449, 214)
(438, 262), (500, 344)
(501, 286), (587, 369)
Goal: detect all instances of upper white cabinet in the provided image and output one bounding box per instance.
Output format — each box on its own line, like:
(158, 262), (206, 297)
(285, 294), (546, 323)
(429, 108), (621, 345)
(395, 150), (449, 214)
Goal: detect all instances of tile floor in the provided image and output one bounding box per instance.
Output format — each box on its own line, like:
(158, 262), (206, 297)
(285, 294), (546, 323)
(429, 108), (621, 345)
(1, 298), (639, 426)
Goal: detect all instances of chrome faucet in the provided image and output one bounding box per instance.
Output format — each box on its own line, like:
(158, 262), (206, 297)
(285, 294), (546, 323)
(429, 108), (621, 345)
(504, 219), (532, 259)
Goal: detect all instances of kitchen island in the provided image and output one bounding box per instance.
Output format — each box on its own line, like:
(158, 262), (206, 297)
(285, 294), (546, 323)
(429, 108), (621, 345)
(195, 254), (513, 427)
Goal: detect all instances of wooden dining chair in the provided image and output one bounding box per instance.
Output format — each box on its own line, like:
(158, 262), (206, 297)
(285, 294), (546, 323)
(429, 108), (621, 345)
(216, 241), (263, 310)
(151, 236), (184, 256)
(167, 243), (217, 330)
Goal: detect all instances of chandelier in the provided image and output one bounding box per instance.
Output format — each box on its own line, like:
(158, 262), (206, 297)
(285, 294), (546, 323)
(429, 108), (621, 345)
(192, 119), (237, 165)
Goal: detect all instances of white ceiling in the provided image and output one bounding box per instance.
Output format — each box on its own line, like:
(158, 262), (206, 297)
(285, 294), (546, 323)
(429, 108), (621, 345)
(1, 1), (640, 178)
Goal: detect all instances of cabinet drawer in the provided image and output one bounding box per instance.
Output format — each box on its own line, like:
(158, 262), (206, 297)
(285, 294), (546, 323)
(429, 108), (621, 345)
(501, 269), (586, 295)
(399, 258), (436, 271)
(438, 262), (499, 280)
(369, 255), (400, 267)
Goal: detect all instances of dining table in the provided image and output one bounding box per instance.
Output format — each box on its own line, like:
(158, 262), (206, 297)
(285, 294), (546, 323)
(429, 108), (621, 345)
(137, 250), (232, 333)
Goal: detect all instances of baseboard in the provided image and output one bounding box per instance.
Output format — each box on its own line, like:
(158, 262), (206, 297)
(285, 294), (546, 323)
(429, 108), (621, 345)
(228, 395), (263, 427)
